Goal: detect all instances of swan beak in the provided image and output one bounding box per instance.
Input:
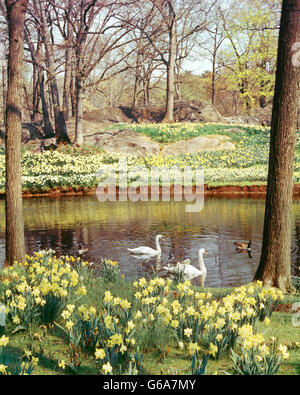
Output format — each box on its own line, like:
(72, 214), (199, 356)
(204, 250), (208, 255)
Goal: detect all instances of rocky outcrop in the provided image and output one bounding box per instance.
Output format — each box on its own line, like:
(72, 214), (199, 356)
(161, 135), (234, 156)
(41, 137), (57, 151)
(84, 129), (160, 156)
(223, 116), (261, 126)
(128, 100), (225, 123)
(173, 101), (225, 123)
(83, 106), (134, 124)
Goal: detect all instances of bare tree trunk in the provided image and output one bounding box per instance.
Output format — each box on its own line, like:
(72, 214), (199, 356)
(75, 73), (84, 146)
(174, 63), (182, 101)
(142, 64), (148, 106)
(132, 51), (141, 108)
(38, 1), (70, 144)
(4, 0), (27, 266)
(63, 3), (73, 121)
(2, 64), (6, 123)
(74, 29), (87, 146)
(211, 36), (217, 106)
(47, 83), (54, 123)
(36, 48), (54, 137)
(132, 74), (139, 108)
(254, 0), (300, 292)
(146, 77), (151, 105)
(23, 83), (31, 120)
(32, 64), (40, 122)
(70, 61), (76, 118)
(163, 8), (176, 123)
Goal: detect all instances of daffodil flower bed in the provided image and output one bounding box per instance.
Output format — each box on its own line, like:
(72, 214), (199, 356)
(0, 123), (299, 192)
(0, 250), (298, 375)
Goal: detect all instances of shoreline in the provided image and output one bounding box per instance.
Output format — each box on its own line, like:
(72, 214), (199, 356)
(0, 183), (299, 199)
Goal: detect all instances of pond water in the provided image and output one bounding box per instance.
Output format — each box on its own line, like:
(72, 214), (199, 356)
(0, 195), (299, 288)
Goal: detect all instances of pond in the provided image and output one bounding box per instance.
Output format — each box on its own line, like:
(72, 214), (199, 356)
(0, 195), (299, 288)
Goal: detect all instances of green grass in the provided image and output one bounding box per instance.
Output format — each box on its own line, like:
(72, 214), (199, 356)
(107, 122), (266, 144)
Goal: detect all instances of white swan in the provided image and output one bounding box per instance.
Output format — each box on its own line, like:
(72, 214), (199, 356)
(164, 248), (208, 282)
(128, 234), (164, 256)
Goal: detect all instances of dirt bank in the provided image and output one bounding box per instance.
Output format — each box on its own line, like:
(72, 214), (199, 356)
(0, 183), (298, 199)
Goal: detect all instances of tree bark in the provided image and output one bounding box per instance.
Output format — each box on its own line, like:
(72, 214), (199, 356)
(38, 1), (70, 144)
(162, 1), (176, 123)
(2, 64), (6, 123)
(211, 33), (217, 106)
(36, 52), (54, 138)
(70, 63), (76, 118)
(75, 73), (84, 146)
(31, 55), (40, 122)
(132, 50), (141, 108)
(5, 0), (27, 266)
(254, 0), (300, 292)
(74, 36), (85, 146)
(63, 3), (73, 121)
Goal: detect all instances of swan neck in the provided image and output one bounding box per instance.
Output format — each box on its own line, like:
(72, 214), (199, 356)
(198, 251), (205, 270)
(156, 237), (161, 252)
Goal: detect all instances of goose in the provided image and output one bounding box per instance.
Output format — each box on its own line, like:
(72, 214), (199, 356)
(233, 240), (252, 251)
(78, 243), (88, 255)
(128, 234), (164, 256)
(164, 248), (208, 281)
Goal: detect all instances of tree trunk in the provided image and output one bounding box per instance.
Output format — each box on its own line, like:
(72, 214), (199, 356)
(23, 83), (31, 120)
(38, 70), (54, 138)
(74, 34), (86, 146)
(132, 75), (138, 108)
(4, 0), (27, 266)
(75, 73), (84, 146)
(33, 44), (54, 137)
(39, 1), (70, 144)
(162, 3), (176, 123)
(70, 68), (76, 118)
(163, 38), (176, 122)
(146, 77), (151, 105)
(254, 0), (300, 292)
(63, 4), (73, 121)
(142, 66), (147, 106)
(31, 59), (40, 121)
(132, 51), (141, 108)
(174, 63), (182, 101)
(211, 37), (217, 106)
(211, 59), (216, 106)
(2, 64), (6, 123)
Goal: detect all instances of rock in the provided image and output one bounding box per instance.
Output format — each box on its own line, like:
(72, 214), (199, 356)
(102, 100), (226, 124)
(224, 116), (261, 126)
(21, 127), (31, 143)
(161, 135), (234, 156)
(186, 101), (224, 123)
(225, 128), (242, 134)
(85, 129), (160, 157)
(83, 106), (134, 124)
(262, 119), (271, 127)
(22, 123), (45, 142)
(41, 137), (57, 152)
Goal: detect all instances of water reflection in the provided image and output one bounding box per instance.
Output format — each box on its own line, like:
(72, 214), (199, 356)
(0, 195), (299, 288)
